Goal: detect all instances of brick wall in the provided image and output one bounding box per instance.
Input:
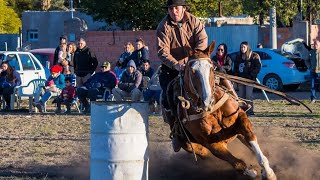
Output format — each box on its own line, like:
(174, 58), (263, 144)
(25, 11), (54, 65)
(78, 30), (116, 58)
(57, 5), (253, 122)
(311, 25), (320, 41)
(84, 30), (161, 70)
(259, 26), (293, 49)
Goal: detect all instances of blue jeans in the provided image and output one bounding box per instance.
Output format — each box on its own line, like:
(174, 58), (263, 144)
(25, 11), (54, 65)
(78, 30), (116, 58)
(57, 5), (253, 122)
(310, 71), (319, 100)
(41, 91), (55, 103)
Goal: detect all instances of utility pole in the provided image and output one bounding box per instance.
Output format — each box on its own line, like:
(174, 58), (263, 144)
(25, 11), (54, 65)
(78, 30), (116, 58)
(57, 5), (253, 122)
(259, 0), (263, 26)
(218, 0), (222, 17)
(70, 0), (74, 19)
(300, 0), (303, 20)
(308, 2), (312, 44)
(269, 2), (277, 49)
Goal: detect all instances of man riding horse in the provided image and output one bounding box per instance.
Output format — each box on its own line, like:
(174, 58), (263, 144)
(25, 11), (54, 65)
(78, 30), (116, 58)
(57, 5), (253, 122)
(156, 0), (208, 152)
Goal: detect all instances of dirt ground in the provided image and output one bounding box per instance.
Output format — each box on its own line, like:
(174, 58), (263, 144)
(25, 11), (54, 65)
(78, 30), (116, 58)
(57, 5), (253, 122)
(0, 91), (319, 180)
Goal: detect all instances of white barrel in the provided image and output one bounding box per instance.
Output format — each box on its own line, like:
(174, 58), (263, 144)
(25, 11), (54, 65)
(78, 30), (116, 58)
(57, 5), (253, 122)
(91, 102), (149, 180)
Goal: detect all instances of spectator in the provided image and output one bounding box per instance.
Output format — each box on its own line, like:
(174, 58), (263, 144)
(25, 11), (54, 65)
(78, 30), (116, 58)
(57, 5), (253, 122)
(57, 42), (67, 64)
(61, 58), (76, 87)
(140, 59), (161, 111)
(112, 60), (142, 101)
(212, 43), (237, 98)
(77, 61), (117, 113)
(55, 77), (76, 114)
(233, 41), (261, 116)
(53, 35), (68, 65)
(66, 42), (77, 73)
(303, 39), (320, 103)
(129, 38), (149, 68)
(157, 0), (208, 151)
(0, 62), (21, 110)
(257, 43), (263, 48)
(212, 43), (233, 75)
(141, 60), (161, 112)
(74, 38), (98, 87)
(114, 42), (135, 80)
(34, 65), (65, 112)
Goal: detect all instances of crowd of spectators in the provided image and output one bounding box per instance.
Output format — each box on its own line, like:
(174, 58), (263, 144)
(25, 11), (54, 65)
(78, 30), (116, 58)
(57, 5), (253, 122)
(26, 36), (161, 114)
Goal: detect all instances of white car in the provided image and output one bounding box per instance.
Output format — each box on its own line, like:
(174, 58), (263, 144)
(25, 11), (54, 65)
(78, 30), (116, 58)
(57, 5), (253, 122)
(0, 51), (46, 94)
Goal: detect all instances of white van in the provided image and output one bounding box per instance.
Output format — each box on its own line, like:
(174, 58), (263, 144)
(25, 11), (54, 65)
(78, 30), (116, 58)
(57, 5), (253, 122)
(0, 51), (46, 94)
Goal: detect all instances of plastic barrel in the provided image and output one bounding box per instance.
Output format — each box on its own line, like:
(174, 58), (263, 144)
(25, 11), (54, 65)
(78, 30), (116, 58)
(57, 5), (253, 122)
(91, 101), (149, 180)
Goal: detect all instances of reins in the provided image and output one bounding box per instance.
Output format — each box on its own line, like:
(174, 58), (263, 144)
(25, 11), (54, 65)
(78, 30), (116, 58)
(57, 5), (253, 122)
(177, 70), (198, 162)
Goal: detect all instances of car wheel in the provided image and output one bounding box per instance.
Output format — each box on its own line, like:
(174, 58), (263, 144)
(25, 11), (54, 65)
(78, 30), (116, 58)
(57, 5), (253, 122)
(283, 84), (300, 92)
(263, 74), (283, 91)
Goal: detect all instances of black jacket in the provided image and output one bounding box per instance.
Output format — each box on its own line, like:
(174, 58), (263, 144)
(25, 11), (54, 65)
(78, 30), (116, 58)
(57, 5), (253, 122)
(74, 46), (98, 77)
(234, 51), (261, 80)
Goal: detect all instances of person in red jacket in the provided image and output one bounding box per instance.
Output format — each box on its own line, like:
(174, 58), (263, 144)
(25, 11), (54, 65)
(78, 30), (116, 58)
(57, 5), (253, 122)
(55, 77), (76, 113)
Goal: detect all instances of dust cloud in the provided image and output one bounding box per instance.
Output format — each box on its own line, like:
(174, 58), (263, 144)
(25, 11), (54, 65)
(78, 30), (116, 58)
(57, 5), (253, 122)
(148, 126), (320, 180)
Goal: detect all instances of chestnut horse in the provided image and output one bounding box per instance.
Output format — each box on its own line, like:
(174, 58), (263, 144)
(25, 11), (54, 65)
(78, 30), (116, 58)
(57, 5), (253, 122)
(166, 42), (277, 179)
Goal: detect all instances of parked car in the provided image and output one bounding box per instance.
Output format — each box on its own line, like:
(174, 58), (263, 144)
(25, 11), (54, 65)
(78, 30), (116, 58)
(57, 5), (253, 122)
(30, 48), (55, 68)
(30, 48), (55, 78)
(0, 51), (47, 94)
(228, 48), (309, 91)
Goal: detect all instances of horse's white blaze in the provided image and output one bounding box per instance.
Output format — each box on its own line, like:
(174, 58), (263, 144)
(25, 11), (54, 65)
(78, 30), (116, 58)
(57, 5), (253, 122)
(191, 60), (213, 109)
(249, 141), (276, 179)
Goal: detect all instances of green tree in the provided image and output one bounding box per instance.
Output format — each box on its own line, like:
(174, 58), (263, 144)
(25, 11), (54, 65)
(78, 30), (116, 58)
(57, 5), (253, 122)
(77, 0), (320, 29)
(0, 0), (21, 33)
(6, 0), (34, 17)
(80, 0), (167, 30)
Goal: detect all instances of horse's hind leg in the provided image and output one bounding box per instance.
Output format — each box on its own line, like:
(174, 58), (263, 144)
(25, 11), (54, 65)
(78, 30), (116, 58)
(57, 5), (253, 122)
(206, 142), (258, 178)
(237, 111), (277, 180)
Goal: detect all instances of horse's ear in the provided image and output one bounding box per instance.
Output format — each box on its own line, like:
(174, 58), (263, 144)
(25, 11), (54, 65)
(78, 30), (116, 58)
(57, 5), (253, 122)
(208, 41), (215, 55)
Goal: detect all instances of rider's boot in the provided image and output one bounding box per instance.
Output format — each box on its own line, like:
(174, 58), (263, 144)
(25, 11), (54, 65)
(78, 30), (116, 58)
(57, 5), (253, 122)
(162, 107), (182, 152)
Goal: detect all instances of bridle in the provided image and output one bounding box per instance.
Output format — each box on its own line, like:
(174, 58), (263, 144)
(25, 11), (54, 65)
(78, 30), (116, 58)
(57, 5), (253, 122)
(181, 57), (216, 113)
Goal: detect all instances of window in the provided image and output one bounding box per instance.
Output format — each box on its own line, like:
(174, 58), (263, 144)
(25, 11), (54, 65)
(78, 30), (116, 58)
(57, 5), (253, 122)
(19, 54), (35, 70)
(31, 55), (43, 70)
(27, 30), (39, 42)
(33, 54), (48, 67)
(255, 51), (271, 60)
(6, 54), (20, 71)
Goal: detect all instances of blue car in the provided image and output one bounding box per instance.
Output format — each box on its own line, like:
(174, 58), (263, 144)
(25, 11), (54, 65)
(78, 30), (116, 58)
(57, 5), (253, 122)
(228, 48), (309, 91)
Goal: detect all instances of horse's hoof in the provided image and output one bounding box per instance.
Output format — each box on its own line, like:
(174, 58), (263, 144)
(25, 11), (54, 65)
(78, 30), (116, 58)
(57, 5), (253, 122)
(262, 168), (277, 180)
(243, 168), (257, 178)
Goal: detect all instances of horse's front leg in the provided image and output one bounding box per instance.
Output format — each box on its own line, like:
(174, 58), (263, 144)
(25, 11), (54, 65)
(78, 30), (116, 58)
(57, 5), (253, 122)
(181, 142), (211, 159)
(237, 111), (277, 180)
(205, 142), (258, 178)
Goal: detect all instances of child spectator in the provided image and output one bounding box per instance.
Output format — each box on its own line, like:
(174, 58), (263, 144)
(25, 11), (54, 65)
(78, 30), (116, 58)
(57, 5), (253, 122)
(58, 43), (67, 64)
(55, 77), (76, 114)
(45, 79), (56, 92)
(34, 65), (65, 112)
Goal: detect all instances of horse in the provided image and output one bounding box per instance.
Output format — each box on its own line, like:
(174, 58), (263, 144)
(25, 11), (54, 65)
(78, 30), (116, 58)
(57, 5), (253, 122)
(165, 41), (277, 179)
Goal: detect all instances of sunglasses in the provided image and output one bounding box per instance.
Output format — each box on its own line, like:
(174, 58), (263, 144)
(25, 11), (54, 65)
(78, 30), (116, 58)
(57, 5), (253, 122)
(217, 49), (224, 52)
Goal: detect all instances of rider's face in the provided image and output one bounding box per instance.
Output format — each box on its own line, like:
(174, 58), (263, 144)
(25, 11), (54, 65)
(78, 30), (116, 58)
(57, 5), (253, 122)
(168, 6), (185, 22)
